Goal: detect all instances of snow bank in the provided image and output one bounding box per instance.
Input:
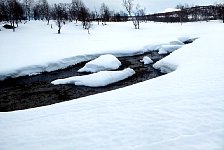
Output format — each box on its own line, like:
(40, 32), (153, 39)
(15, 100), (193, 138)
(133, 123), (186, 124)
(0, 55), (96, 80)
(78, 54), (121, 73)
(169, 40), (184, 45)
(158, 45), (183, 54)
(140, 56), (153, 64)
(52, 68), (135, 87)
(0, 21), (200, 80)
(178, 36), (198, 44)
(153, 60), (178, 73)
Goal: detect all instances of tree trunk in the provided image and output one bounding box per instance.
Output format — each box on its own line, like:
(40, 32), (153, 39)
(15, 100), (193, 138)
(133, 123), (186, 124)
(132, 16), (138, 29)
(137, 20), (140, 29)
(12, 21), (15, 32)
(58, 28), (61, 34)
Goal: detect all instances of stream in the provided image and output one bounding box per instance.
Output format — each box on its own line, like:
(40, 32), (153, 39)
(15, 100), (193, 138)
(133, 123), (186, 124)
(0, 51), (167, 112)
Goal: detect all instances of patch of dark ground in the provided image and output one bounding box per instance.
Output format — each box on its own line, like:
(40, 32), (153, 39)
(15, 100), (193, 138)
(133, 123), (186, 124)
(0, 51), (167, 112)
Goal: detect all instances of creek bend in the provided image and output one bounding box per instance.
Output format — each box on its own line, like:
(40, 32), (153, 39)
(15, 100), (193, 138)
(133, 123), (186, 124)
(0, 51), (167, 112)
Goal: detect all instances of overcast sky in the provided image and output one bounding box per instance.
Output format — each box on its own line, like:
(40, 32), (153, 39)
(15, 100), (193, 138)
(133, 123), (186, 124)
(49, 0), (223, 13)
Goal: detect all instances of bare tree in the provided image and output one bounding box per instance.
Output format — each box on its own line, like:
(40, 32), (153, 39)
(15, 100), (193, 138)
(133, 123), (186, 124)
(221, 4), (224, 23)
(0, 0), (7, 21)
(216, 2), (224, 23)
(122, 0), (141, 29)
(134, 4), (143, 29)
(123, 0), (133, 15)
(94, 8), (100, 25)
(32, 0), (52, 23)
(40, 0), (51, 24)
(52, 3), (67, 34)
(23, 0), (33, 21)
(6, 0), (23, 31)
(138, 7), (146, 22)
(32, 2), (41, 20)
(85, 18), (92, 34)
(79, 5), (90, 29)
(176, 4), (188, 25)
(71, 0), (84, 23)
(100, 3), (110, 25)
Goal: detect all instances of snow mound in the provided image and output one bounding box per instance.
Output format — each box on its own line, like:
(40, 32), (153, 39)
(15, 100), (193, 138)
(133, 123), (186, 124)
(140, 56), (153, 65)
(78, 54), (121, 73)
(159, 45), (182, 54)
(153, 61), (177, 73)
(52, 68), (135, 87)
(158, 45), (182, 54)
(169, 40), (184, 45)
(178, 36), (198, 44)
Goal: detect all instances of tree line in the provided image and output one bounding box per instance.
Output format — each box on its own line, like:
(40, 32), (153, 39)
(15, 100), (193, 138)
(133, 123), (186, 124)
(0, 0), (129, 33)
(1, 0), (224, 33)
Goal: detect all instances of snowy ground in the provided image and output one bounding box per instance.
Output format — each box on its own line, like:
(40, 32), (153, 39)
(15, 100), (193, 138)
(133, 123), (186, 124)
(0, 20), (224, 150)
(52, 68), (135, 87)
(0, 20), (199, 80)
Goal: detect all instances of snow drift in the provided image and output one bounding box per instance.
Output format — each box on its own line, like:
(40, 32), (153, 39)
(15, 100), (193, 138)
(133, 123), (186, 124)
(78, 54), (121, 73)
(140, 56), (153, 64)
(158, 45), (183, 54)
(52, 68), (135, 87)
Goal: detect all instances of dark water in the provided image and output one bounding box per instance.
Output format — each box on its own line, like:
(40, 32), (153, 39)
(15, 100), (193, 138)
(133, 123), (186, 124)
(0, 51), (167, 112)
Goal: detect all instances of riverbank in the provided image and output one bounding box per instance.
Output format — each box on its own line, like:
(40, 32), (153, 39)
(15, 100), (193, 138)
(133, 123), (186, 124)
(0, 51), (166, 111)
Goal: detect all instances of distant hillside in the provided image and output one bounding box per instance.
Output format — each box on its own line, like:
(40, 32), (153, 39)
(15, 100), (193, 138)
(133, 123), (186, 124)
(146, 5), (224, 23)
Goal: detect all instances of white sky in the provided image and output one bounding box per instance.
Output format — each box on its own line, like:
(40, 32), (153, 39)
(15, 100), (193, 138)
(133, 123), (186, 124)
(49, 0), (223, 13)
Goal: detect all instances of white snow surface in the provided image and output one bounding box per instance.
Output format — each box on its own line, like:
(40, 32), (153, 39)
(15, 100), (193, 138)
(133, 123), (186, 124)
(1, 21), (224, 150)
(78, 54), (121, 73)
(0, 21), (199, 80)
(52, 68), (135, 87)
(157, 8), (181, 13)
(158, 45), (183, 54)
(169, 40), (185, 45)
(140, 56), (153, 64)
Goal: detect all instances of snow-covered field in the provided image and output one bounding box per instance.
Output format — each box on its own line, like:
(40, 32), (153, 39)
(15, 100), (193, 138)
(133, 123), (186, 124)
(0, 20), (197, 80)
(0, 20), (224, 150)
